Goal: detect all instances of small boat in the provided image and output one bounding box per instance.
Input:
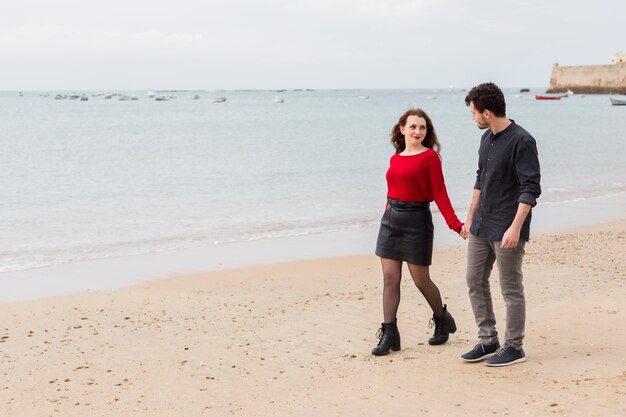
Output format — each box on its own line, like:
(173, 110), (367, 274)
(519, 88), (530, 93)
(535, 95), (561, 100)
(610, 97), (626, 106)
(213, 96), (227, 103)
(154, 95), (170, 101)
(274, 95), (284, 103)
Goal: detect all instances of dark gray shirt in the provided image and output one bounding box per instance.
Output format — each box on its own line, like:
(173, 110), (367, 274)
(470, 120), (541, 241)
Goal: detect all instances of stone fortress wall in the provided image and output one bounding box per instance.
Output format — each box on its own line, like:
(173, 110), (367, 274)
(547, 52), (626, 94)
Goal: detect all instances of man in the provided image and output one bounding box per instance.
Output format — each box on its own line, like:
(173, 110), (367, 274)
(460, 82), (541, 367)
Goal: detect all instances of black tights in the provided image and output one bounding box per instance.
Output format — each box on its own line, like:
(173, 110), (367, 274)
(380, 258), (444, 323)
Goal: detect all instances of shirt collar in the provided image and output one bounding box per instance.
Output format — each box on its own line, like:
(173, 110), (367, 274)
(491, 119), (516, 139)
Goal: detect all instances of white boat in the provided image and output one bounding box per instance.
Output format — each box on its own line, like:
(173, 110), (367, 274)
(154, 95), (170, 101)
(274, 95), (284, 103)
(213, 96), (227, 103)
(610, 96), (626, 106)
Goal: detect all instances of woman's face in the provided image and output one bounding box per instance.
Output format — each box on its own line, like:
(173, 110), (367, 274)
(400, 115), (427, 147)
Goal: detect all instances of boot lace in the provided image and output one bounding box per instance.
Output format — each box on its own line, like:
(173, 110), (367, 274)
(375, 326), (385, 345)
(429, 316), (442, 335)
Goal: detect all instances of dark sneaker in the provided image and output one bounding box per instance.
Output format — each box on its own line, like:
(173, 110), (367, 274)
(485, 346), (526, 367)
(461, 341), (500, 362)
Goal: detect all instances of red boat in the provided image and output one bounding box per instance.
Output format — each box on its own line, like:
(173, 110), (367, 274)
(535, 95), (561, 100)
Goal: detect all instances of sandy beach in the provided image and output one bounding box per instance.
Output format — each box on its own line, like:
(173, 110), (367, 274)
(1, 221), (624, 417)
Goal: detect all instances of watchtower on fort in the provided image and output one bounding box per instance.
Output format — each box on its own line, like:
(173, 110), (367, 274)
(610, 52), (626, 64)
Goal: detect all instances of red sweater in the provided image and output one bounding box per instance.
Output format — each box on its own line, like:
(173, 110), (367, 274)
(386, 149), (463, 233)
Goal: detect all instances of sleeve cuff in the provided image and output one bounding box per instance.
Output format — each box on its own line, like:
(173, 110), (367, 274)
(519, 193), (537, 207)
(450, 219), (463, 233)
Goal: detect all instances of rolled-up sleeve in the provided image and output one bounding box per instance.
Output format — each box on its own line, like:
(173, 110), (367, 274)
(474, 167), (481, 190)
(516, 136), (541, 207)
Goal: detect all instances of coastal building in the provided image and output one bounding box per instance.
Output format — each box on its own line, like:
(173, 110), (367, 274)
(546, 52), (626, 94)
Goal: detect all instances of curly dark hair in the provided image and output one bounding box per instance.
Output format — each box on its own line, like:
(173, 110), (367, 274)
(390, 108), (441, 154)
(464, 82), (506, 117)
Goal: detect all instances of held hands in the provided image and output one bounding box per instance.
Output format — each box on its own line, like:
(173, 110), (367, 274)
(460, 221), (472, 240)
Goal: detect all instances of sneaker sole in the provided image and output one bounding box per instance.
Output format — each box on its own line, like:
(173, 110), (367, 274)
(484, 356), (526, 367)
(461, 352), (496, 363)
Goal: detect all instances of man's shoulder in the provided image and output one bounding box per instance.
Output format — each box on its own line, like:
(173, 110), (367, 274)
(507, 123), (537, 147)
(509, 121), (533, 138)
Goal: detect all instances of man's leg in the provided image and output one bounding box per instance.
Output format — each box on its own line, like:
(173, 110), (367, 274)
(494, 240), (526, 349)
(466, 234), (498, 344)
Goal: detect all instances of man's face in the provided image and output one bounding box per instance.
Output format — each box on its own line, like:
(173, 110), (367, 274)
(469, 102), (488, 130)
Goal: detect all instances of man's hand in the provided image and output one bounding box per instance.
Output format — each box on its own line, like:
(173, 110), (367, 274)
(500, 226), (520, 248)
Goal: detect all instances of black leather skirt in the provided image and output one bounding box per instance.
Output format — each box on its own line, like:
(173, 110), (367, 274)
(375, 198), (434, 266)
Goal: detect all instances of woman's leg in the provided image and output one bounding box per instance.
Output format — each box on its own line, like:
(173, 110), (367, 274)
(408, 263), (457, 345)
(380, 257), (403, 322)
(407, 263), (443, 316)
(373, 257), (403, 355)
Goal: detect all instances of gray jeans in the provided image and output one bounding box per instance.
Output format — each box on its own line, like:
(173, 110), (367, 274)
(466, 234), (526, 350)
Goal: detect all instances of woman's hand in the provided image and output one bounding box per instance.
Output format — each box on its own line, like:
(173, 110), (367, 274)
(459, 223), (468, 240)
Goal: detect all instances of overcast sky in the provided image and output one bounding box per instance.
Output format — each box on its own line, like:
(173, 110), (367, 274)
(2, 0), (624, 90)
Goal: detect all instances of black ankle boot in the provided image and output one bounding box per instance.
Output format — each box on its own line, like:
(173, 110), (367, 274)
(428, 304), (457, 345)
(371, 319), (401, 356)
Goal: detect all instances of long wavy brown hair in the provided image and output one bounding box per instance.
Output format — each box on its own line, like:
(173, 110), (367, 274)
(390, 108), (441, 154)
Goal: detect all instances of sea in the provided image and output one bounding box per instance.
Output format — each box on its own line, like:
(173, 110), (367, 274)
(1, 89), (625, 288)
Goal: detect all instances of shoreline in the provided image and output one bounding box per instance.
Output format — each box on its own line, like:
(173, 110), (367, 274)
(1, 220), (624, 416)
(1, 192), (625, 304)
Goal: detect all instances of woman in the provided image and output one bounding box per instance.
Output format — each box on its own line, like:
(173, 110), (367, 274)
(372, 108), (464, 356)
